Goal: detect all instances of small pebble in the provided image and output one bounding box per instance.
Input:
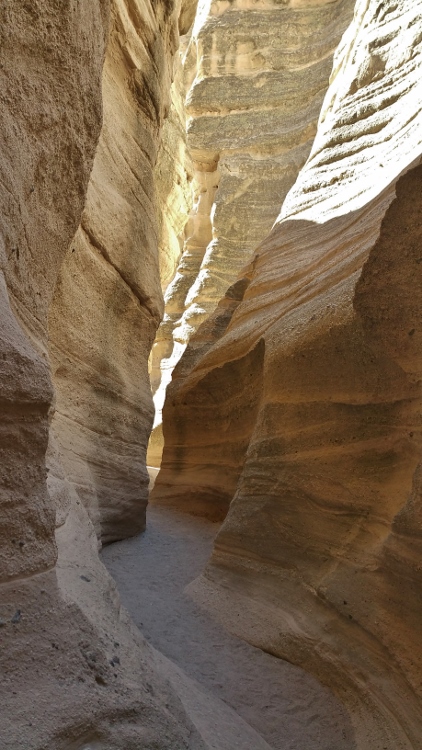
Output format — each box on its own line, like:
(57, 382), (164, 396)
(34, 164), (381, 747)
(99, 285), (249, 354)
(11, 610), (21, 624)
(80, 575), (91, 583)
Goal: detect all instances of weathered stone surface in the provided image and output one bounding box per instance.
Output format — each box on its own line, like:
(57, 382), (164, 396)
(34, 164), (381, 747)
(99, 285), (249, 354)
(148, 0), (355, 465)
(148, 42), (195, 466)
(0, 0), (108, 589)
(0, 2), (206, 748)
(49, 0), (189, 542)
(153, 1), (422, 746)
(156, 47), (194, 292)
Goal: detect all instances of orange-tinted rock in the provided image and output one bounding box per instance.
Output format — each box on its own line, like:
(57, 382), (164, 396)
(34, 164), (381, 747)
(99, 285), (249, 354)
(154, 1), (422, 745)
(148, 0), (355, 465)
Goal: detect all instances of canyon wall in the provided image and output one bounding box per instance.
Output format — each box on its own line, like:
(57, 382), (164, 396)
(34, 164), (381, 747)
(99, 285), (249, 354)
(156, 47), (194, 293)
(147, 0), (355, 465)
(48, 0), (193, 542)
(0, 2), (207, 748)
(153, 0), (422, 747)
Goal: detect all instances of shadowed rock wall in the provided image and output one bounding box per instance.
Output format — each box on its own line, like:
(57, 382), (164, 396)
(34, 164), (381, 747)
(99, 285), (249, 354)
(153, 1), (422, 746)
(0, 0), (108, 598)
(0, 2), (206, 748)
(49, 0), (193, 542)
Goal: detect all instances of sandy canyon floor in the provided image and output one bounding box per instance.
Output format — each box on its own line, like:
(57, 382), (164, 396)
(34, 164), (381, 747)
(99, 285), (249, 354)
(102, 505), (356, 750)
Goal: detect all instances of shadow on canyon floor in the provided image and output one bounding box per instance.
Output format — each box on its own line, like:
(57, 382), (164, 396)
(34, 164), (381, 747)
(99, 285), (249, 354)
(101, 506), (355, 750)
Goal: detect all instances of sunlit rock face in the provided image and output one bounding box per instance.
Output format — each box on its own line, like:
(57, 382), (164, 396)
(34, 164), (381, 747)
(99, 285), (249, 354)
(148, 39), (195, 465)
(147, 0), (355, 466)
(156, 47), (195, 293)
(49, 0), (192, 542)
(153, 1), (422, 746)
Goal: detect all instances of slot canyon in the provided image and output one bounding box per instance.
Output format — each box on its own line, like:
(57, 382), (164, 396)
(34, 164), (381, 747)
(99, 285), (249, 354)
(1, 0), (422, 748)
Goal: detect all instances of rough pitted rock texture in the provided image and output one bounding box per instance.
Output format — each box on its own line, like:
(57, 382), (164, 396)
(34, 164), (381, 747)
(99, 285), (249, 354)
(153, 1), (422, 746)
(49, 0), (192, 542)
(0, 3), (207, 749)
(147, 0), (355, 465)
(0, 0), (108, 590)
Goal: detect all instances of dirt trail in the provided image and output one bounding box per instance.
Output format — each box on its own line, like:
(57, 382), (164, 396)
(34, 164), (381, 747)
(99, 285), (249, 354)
(101, 506), (355, 750)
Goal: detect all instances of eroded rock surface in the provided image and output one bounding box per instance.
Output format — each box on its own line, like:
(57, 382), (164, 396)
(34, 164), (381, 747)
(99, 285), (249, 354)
(49, 0), (191, 542)
(153, 1), (422, 746)
(102, 505), (355, 750)
(156, 46), (194, 293)
(4, 0), (422, 746)
(148, 0), (355, 465)
(0, 2), (206, 748)
(0, 0), (108, 588)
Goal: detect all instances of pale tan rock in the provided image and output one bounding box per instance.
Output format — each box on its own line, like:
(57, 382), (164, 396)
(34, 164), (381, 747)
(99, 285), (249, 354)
(0, 0), (108, 586)
(49, 0), (189, 542)
(0, 2), (207, 748)
(148, 40), (195, 467)
(153, 1), (422, 746)
(149, 0), (355, 464)
(155, 48), (194, 292)
(1, 472), (206, 750)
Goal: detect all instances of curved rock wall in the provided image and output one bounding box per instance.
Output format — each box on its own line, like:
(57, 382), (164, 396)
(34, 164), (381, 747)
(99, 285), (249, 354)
(0, 2), (206, 748)
(156, 47), (194, 293)
(0, 0), (108, 594)
(49, 0), (189, 542)
(153, 0), (422, 746)
(148, 0), (355, 465)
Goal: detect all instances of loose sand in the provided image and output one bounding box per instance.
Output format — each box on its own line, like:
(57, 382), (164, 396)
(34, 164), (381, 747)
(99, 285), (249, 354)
(102, 506), (355, 750)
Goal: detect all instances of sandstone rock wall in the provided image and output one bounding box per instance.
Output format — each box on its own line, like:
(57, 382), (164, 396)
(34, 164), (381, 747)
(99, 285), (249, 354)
(0, 0), (108, 598)
(153, 1), (422, 746)
(0, 2), (207, 748)
(156, 47), (194, 293)
(49, 0), (191, 542)
(148, 40), (195, 464)
(147, 0), (355, 465)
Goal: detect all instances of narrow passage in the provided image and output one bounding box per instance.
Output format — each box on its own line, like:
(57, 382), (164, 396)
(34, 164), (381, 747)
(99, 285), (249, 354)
(101, 506), (355, 750)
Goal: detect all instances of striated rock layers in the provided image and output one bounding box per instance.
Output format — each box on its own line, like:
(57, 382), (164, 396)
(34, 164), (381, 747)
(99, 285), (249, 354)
(0, 2), (206, 749)
(48, 0), (193, 542)
(155, 45), (195, 293)
(153, 0), (422, 747)
(147, 0), (355, 465)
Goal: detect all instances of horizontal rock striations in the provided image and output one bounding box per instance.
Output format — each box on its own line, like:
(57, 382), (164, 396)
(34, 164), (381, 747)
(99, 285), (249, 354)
(148, 0), (355, 466)
(49, 0), (190, 542)
(153, 0), (422, 746)
(155, 47), (194, 293)
(0, 1), (208, 748)
(0, 0), (108, 598)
